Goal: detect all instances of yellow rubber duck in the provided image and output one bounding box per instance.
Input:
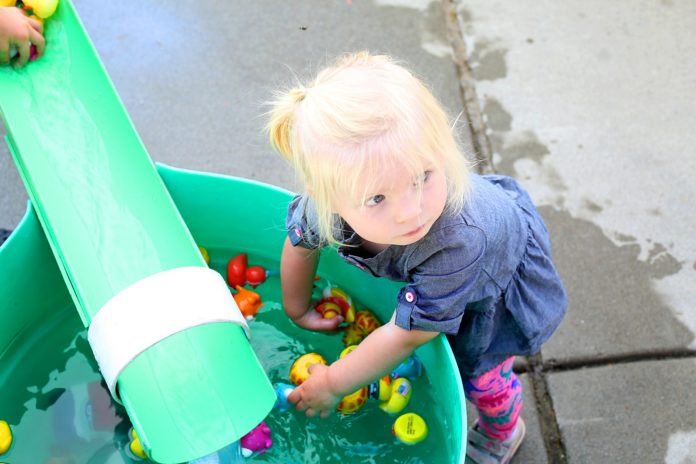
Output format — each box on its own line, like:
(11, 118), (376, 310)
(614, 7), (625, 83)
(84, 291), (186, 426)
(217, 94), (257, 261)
(289, 353), (327, 386)
(22, 0), (59, 19)
(198, 246), (210, 265)
(127, 428), (147, 460)
(336, 386), (368, 414)
(379, 377), (412, 414)
(0, 420), (12, 455)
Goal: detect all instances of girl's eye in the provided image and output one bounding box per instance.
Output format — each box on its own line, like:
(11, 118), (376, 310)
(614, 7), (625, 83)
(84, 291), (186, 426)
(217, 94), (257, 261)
(414, 170), (432, 186)
(365, 194), (385, 207)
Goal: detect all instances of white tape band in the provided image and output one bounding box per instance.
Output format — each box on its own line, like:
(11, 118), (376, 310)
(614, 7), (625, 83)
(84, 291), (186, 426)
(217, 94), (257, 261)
(87, 266), (249, 401)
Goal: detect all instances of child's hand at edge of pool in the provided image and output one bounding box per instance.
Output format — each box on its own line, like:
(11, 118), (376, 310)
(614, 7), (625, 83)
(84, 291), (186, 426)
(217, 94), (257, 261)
(0, 7), (45, 68)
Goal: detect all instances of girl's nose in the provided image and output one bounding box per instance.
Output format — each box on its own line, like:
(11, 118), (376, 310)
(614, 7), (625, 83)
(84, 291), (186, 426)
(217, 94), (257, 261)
(394, 189), (423, 224)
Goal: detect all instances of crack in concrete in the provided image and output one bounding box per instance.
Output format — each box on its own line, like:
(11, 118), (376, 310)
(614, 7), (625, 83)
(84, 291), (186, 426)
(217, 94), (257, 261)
(442, 2), (567, 461)
(441, 0), (494, 175)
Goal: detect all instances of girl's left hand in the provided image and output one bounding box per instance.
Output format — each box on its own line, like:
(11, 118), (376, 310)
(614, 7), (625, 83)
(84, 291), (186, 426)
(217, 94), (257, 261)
(287, 363), (341, 418)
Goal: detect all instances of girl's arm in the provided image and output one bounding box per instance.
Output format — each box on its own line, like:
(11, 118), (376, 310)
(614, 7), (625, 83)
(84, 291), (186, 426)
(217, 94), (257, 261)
(288, 314), (439, 417)
(280, 237), (344, 331)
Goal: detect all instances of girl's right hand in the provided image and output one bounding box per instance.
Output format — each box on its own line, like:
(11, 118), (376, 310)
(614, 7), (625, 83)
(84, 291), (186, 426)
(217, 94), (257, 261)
(0, 7), (45, 67)
(291, 306), (344, 332)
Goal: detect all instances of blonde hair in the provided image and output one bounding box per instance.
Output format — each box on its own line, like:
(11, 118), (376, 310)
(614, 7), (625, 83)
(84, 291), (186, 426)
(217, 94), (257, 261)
(267, 51), (470, 246)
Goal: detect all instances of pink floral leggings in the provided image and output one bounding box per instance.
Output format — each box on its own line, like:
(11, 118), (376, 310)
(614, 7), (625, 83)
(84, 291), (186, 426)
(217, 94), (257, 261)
(463, 357), (523, 440)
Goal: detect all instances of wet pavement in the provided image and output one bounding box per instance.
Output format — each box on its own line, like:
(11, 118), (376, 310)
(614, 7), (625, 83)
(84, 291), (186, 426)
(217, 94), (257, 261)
(1, 0), (695, 462)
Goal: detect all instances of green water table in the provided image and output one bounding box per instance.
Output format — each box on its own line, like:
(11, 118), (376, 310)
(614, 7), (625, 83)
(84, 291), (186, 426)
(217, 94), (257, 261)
(0, 0), (276, 462)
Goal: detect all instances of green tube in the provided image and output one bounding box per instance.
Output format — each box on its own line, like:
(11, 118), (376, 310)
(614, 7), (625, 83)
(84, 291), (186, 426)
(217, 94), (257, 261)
(0, 1), (275, 462)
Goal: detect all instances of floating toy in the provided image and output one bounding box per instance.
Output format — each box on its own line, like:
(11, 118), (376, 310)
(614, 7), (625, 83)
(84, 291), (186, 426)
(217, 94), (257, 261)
(314, 286), (356, 323)
(336, 386), (369, 414)
(392, 413), (428, 445)
(232, 285), (263, 320)
(274, 383), (296, 412)
(342, 309), (381, 346)
(226, 253), (273, 288)
(126, 428), (147, 461)
(0, 420), (11, 455)
(289, 352), (327, 386)
(391, 355), (423, 380)
(378, 377), (412, 414)
(198, 246), (210, 265)
(339, 345), (358, 359)
(342, 323), (366, 346)
(21, 0), (59, 18)
(240, 421), (272, 458)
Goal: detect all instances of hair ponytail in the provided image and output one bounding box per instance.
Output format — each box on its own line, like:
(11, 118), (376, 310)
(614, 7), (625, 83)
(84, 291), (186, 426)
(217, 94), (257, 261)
(267, 88), (306, 163)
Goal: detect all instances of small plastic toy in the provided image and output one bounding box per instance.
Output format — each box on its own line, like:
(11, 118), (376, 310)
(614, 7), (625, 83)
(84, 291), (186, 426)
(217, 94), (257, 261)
(392, 413), (428, 445)
(0, 420), (11, 455)
(240, 421), (272, 458)
(289, 352), (328, 386)
(377, 377), (412, 414)
(336, 386), (369, 414)
(391, 355), (423, 380)
(21, 0), (58, 19)
(232, 285), (263, 320)
(126, 428), (147, 461)
(226, 253), (274, 288)
(198, 246), (210, 265)
(342, 309), (381, 346)
(273, 383), (296, 412)
(314, 286), (356, 322)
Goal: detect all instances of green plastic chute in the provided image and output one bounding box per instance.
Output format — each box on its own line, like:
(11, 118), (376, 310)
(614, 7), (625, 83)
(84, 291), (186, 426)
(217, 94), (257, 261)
(0, 1), (276, 462)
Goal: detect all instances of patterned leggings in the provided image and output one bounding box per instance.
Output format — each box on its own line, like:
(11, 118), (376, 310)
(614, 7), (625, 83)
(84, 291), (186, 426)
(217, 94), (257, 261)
(463, 357), (523, 440)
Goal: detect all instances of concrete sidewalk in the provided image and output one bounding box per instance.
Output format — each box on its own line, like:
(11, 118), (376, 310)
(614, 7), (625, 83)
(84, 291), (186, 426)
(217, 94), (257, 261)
(1, 0), (695, 462)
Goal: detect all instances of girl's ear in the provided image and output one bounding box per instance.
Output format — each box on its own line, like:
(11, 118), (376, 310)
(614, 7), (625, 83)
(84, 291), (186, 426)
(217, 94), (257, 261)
(305, 186), (314, 198)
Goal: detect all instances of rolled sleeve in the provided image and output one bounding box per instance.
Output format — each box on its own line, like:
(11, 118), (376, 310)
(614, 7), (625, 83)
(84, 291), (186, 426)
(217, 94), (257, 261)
(285, 195), (323, 250)
(394, 226), (487, 335)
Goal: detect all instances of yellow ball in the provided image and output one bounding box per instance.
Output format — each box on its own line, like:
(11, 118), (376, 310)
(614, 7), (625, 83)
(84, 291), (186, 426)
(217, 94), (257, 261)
(392, 412), (428, 445)
(0, 420), (12, 455)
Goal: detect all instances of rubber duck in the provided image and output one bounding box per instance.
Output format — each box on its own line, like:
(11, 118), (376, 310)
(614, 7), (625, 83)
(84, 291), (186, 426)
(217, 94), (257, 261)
(22, 0), (58, 18)
(226, 253), (273, 288)
(273, 383), (296, 412)
(0, 420), (12, 455)
(198, 246), (210, 265)
(391, 355), (423, 379)
(240, 421), (272, 458)
(126, 428), (147, 460)
(232, 285), (263, 320)
(314, 286), (356, 323)
(378, 377), (412, 415)
(289, 353), (327, 386)
(342, 322), (366, 346)
(336, 386), (369, 414)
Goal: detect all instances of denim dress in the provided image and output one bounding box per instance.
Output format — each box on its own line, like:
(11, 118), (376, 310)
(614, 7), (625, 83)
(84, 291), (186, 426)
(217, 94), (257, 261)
(285, 174), (567, 378)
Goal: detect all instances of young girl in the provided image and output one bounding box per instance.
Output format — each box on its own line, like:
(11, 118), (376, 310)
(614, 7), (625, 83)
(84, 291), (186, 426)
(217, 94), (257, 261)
(267, 51), (566, 464)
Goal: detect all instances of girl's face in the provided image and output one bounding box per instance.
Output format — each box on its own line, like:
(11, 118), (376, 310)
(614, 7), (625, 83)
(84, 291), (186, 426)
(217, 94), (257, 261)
(334, 161), (448, 248)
